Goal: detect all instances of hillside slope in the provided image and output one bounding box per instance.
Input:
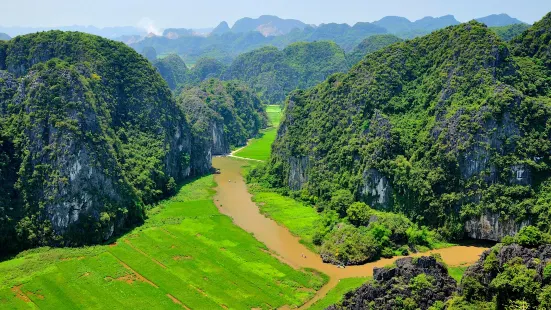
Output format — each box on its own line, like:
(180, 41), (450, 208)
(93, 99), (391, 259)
(223, 41), (348, 104)
(152, 54), (189, 90)
(0, 31), (210, 254)
(259, 17), (551, 242)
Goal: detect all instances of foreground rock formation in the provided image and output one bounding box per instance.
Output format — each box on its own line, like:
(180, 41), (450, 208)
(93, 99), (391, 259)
(329, 256), (457, 309)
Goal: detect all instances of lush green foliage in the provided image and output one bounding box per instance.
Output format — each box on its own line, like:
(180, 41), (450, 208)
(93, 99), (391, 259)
(491, 24), (531, 41)
(451, 226), (551, 309)
(501, 225), (551, 247)
(247, 175), (446, 264)
(187, 57), (227, 85)
(347, 34), (402, 66)
(223, 41), (348, 104)
(256, 17), (551, 241)
(178, 78), (268, 150)
(0, 175), (328, 309)
(152, 54), (189, 89)
(0, 31), (202, 254)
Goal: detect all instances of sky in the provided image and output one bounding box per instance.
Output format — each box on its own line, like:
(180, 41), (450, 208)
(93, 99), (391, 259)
(2, 0), (551, 29)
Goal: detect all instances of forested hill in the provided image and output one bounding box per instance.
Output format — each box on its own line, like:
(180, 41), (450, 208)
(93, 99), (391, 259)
(0, 31), (213, 255)
(153, 41), (351, 105)
(222, 41), (348, 104)
(347, 34), (403, 66)
(257, 14), (551, 243)
(0, 33), (10, 41)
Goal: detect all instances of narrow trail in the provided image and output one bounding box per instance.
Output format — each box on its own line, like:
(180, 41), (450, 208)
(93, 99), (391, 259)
(211, 156), (489, 309)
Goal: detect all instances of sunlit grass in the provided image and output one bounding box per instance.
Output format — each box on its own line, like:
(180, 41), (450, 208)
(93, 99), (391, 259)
(0, 175), (327, 309)
(308, 277), (370, 310)
(249, 190), (321, 253)
(233, 104), (283, 161)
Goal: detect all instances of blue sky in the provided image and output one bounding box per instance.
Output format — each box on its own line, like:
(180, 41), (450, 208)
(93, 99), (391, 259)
(3, 0), (551, 29)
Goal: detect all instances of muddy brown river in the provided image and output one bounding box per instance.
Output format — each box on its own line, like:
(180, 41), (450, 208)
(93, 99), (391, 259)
(212, 156), (489, 309)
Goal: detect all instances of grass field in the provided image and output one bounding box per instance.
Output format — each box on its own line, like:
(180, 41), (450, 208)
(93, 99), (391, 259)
(448, 266), (468, 283)
(308, 278), (369, 310)
(265, 105), (282, 127)
(0, 175), (327, 309)
(233, 105), (282, 161)
(250, 190), (321, 252)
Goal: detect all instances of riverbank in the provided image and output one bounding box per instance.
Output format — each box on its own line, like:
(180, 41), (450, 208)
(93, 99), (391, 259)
(212, 156), (490, 308)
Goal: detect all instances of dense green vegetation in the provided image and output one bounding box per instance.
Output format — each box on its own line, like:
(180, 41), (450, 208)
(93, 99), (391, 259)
(152, 54), (189, 89)
(0, 31), (210, 254)
(247, 172), (448, 265)
(153, 55), (227, 91)
(253, 15), (551, 249)
(223, 41), (348, 104)
(234, 105), (282, 161)
(308, 277), (369, 310)
(0, 175), (328, 309)
(491, 24), (531, 41)
(185, 57), (227, 85)
(153, 42), (353, 106)
(177, 79), (268, 154)
(449, 226), (551, 309)
(347, 34), (403, 66)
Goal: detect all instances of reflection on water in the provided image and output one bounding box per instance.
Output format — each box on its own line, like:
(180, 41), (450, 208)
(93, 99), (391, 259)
(212, 156), (489, 308)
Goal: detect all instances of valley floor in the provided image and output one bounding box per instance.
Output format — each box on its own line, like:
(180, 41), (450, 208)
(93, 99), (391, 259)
(211, 156), (488, 309)
(0, 175), (326, 309)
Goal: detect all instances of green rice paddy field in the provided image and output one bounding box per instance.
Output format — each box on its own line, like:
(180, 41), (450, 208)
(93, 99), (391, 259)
(233, 105), (282, 161)
(0, 175), (327, 309)
(250, 189), (320, 253)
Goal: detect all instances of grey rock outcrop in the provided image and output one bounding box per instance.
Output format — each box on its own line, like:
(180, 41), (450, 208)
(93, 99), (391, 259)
(329, 256), (457, 310)
(465, 212), (530, 241)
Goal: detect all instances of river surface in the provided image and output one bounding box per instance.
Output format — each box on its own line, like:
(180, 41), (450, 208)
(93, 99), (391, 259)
(212, 156), (489, 309)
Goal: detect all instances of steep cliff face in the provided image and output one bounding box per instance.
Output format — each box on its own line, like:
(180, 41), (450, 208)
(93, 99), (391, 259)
(264, 17), (551, 241)
(0, 31), (209, 254)
(177, 79), (267, 161)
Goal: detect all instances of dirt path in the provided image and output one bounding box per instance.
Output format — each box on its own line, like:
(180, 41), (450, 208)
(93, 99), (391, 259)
(212, 156), (488, 309)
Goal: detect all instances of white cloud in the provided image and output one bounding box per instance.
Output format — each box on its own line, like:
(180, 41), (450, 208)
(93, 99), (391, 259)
(138, 17), (162, 36)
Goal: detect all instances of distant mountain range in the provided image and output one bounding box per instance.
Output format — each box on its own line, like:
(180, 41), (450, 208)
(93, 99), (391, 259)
(0, 13), (529, 63)
(475, 13), (525, 27)
(129, 13), (528, 65)
(229, 15), (308, 36)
